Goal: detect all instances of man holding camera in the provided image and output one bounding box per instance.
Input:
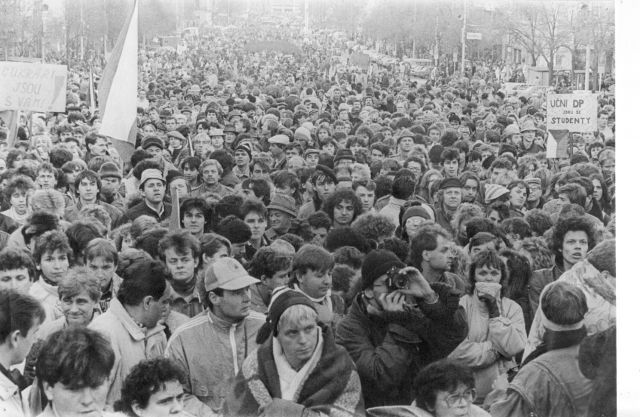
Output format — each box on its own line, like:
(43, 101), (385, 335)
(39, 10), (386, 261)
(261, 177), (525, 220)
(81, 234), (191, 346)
(336, 250), (468, 408)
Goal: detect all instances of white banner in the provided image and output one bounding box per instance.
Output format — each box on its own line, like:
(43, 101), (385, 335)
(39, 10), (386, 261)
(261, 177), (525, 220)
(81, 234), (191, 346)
(546, 93), (598, 132)
(0, 62), (67, 112)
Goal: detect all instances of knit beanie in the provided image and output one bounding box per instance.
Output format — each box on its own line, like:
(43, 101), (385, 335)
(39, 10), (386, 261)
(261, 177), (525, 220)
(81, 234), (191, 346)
(361, 250), (405, 289)
(235, 143), (253, 161)
(256, 288), (318, 344)
(294, 126), (312, 143)
(401, 206), (432, 225)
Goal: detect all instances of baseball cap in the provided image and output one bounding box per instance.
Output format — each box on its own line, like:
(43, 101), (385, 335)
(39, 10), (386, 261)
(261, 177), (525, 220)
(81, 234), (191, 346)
(204, 257), (259, 291)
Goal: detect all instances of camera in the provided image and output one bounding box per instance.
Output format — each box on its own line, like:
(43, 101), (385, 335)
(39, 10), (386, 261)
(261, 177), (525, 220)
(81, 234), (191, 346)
(386, 266), (409, 290)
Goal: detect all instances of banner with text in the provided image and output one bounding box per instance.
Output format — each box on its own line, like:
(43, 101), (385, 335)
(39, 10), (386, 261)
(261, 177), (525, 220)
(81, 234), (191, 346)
(0, 62), (67, 113)
(546, 93), (597, 132)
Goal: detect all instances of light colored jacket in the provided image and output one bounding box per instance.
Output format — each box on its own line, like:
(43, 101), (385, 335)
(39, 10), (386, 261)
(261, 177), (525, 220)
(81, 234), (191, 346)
(28, 278), (61, 323)
(0, 371), (28, 417)
(89, 298), (167, 407)
(524, 260), (616, 361)
(165, 310), (264, 415)
(448, 294), (526, 400)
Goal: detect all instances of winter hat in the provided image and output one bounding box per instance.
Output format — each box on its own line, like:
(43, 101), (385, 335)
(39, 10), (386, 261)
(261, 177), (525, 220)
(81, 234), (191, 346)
(439, 177), (463, 190)
(484, 183), (510, 204)
(334, 149), (356, 164)
(235, 143), (253, 160)
(256, 288), (317, 344)
(141, 135), (164, 150)
(499, 143), (518, 157)
(524, 177), (542, 187)
(98, 162), (122, 180)
(294, 127), (312, 143)
(361, 249), (405, 289)
(267, 194), (297, 217)
(401, 206), (432, 225)
(541, 281), (588, 331)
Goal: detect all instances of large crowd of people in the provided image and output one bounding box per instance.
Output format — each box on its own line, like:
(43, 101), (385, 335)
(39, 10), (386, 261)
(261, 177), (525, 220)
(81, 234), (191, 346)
(0, 15), (616, 417)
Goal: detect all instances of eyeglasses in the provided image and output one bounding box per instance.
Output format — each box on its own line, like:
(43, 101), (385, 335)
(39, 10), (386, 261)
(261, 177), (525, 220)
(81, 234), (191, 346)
(444, 388), (476, 407)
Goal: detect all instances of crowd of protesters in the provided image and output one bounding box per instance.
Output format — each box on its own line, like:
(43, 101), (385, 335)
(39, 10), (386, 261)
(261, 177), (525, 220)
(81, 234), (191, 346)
(0, 15), (616, 417)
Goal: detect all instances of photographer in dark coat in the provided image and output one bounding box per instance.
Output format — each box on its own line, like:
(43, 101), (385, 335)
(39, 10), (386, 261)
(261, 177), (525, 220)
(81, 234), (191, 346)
(335, 249), (468, 408)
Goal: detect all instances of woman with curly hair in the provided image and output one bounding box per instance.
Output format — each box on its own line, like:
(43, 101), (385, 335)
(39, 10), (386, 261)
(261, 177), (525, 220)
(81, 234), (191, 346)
(322, 189), (363, 228)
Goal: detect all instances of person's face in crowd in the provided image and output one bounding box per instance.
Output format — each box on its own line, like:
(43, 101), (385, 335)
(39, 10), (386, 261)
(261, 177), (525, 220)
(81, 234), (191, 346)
(426, 235), (454, 272)
(528, 182), (542, 202)
(142, 124), (157, 137)
(426, 384), (476, 417)
(522, 130), (535, 146)
(305, 153), (319, 167)
(321, 142), (336, 155)
(349, 142), (365, 154)
(558, 192), (572, 205)
(458, 126), (471, 140)
(182, 164), (199, 183)
(101, 176), (121, 197)
(590, 146), (603, 160)
(168, 136), (182, 150)
(592, 178), (603, 201)
(60, 130), (73, 142)
(314, 179), (336, 202)
(210, 134), (224, 151)
(442, 187), (462, 209)
(355, 185), (375, 212)
(598, 114), (608, 130)
(0, 267), (31, 294)
(87, 256), (116, 293)
(462, 179), (479, 203)
(90, 138), (108, 156)
(583, 131), (596, 145)
(269, 209), (292, 234)
(61, 290), (97, 327)
(244, 211), (267, 242)
(405, 216), (429, 240)
(144, 285), (171, 328)
(399, 137), (414, 153)
(275, 183), (295, 196)
(406, 161), (423, 180)
(333, 199), (355, 226)
(310, 226), (328, 247)
(202, 165), (220, 186)
(269, 143), (284, 158)
(132, 379), (185, 417)
(234, 149), (250, 167)
(285, 148), (299, 161)
(371, 149), (384, 162)
(145, 145), (163, 158)
(196, 124), (206, 135)
(562, 230), (589, 268)
(183, 207), (206, 236)
(78, 177), (99, 203)
(73, 131), (84, 144)
(177, 114), (188, 125)
(38, 249), (69, 284)
(10, 189), (30, 215)
(297, 268), (331, 299)
(234, 120), (245, 133)
(424, 128), (439, 143)
(43, 378), (109, 417)
(211, 286), (251, 322)
(224, 132), (236, 145)
(164, 247), (198, 283)
(509, 185), (527, 209)
(474, 263), (502, 285)
(601, 158), (614, 176)
(335, 159), (353, 170)
(317, 129), (329, 141)
(263, 268), (290, 291)
(142, 179), (166, 204)
(206, 112), (218, 124)
(276, 312), (319, 371)
(251, 164), (269, 180)
(490, 167), (507, 184)
(165, 118), (177, 131)
(287, 157), (305, 172)
(443, 159), (459, 177)
(37, 169), (56, 190)
(338, 110), (349, 121)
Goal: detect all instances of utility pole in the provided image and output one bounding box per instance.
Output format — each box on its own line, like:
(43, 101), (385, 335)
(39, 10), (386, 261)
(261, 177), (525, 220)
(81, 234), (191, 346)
(585, 44), (591, 91)
(460, 0), (467, 76)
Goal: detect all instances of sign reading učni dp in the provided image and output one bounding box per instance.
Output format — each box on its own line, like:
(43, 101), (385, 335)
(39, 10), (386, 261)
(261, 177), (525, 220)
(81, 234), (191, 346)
(546, 93), (597, 132)
(0, 62), (68, 112)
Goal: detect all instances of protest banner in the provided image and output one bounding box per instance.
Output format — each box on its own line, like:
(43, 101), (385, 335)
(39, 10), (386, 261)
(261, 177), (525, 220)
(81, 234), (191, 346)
(546, 93), (598, 132)
(546, 93), (597, 158)
(0, 62), (67, 112)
